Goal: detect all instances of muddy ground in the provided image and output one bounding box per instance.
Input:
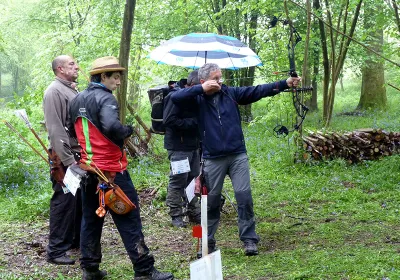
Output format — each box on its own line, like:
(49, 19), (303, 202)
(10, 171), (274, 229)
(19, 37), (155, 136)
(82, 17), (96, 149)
(0, 189), (201, 280)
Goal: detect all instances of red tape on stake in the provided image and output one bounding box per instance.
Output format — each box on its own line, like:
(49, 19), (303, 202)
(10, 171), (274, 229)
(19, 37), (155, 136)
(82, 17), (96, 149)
(192, 225), (202, 238)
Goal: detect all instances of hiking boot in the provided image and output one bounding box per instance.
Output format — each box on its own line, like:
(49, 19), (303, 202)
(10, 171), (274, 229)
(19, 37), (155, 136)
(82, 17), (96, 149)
(208, 245), (217, 254)
(82, 268), (107, 280)
(244, 240), (258, 256)
(134, 267), (174, 280)
(220, 195), (226, 212)
(47, 255), (75, 265)
(171, 216), (186, 228)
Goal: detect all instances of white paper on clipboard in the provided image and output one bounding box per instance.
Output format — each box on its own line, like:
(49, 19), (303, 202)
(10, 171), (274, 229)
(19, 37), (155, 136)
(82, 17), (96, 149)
(185, 178), (196, 203)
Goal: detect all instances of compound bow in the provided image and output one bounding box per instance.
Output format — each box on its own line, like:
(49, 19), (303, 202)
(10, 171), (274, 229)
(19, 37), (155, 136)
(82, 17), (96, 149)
(270, 16), (313, 137)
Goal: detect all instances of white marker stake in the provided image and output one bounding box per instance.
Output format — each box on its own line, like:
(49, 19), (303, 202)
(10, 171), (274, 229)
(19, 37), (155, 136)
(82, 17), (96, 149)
(201, 194), (208, 257)
(190, 250), (223, 280)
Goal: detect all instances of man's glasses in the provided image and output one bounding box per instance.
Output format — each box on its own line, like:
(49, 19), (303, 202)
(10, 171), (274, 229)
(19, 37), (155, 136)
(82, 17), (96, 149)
(209, 78), (224, 83)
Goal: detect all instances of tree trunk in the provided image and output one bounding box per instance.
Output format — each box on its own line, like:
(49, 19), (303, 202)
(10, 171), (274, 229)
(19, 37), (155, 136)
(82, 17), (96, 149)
(118, 0), (136, 124)
(129, 81), (140, 110)
(314, 0), (329, 115)
(309, 37), (319, 111)
(324, 0), (363, 126)
(239, 67), (255, 122)
(128, 47), (144, 111)
(392, 0), (400, 34)
(239, 12), (258, 122)
(0, 63), (2, 96)
(13, 67), (18, 94)
(340, 75), (344, 91)
(357, 1), (387, 110)
(302, 0), (312, 88)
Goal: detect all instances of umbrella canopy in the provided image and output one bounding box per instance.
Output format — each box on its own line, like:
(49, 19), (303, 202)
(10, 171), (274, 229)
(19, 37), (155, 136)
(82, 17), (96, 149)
(147, 33), (263, 70)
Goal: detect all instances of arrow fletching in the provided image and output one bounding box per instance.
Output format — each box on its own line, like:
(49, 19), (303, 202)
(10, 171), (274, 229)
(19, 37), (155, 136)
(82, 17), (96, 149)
(15, 109), (32, 128)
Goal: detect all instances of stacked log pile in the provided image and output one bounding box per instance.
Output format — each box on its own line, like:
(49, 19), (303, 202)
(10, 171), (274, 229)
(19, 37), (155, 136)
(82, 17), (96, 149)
(302, 129), (400, 163)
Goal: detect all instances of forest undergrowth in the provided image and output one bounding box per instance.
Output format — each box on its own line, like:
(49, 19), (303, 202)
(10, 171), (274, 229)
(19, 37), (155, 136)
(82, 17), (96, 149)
(0, 82), (399, 279)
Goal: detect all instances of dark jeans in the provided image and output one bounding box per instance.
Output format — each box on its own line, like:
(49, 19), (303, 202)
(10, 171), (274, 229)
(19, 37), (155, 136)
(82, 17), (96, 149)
(47, 170), (82, 259)
(166, 149), (201, 218)
(80, 170), (155, 274)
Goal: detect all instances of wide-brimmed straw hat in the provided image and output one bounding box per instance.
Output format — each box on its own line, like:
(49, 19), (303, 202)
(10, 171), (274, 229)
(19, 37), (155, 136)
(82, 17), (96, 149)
(89, 56), (126, 75)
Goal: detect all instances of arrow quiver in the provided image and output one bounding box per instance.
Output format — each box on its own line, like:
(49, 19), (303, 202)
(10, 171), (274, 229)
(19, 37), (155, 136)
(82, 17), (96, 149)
(194, 161), (207, 197)
(49, 149), (66, 185)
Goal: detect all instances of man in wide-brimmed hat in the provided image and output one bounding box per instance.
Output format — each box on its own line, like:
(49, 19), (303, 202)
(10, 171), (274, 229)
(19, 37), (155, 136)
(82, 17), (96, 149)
(69, 56), (174, 280)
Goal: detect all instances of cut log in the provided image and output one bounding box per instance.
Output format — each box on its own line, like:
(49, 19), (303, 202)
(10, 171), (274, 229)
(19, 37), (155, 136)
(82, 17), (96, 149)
(302, 129), (400, 163)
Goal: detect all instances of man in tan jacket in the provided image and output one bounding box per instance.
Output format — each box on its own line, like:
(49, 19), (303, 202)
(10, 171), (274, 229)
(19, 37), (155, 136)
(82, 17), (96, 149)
(43, 55), (82, 265)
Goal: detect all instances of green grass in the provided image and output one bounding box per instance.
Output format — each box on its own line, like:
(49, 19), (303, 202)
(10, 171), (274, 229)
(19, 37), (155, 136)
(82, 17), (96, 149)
(0, 79), (400, 279)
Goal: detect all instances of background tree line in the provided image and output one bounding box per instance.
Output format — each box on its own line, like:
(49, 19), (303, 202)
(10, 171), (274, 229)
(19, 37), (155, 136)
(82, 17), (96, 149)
(0, 3), (400, 278)
(0, 0), (399, 127)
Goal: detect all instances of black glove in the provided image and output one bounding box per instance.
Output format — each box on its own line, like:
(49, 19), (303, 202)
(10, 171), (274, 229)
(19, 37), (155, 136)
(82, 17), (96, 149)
(73, 151), (81, 162)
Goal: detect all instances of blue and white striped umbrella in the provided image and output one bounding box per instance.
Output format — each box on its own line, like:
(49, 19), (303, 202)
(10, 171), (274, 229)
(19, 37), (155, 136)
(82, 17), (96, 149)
(147, 33), (263, 70)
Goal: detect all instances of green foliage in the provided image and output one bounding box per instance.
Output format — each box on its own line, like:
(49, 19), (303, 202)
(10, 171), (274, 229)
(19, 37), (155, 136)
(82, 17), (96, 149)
(0, 181), (51, 221)
(0, 107), (50, 221)
(1, 77), (400, 278)
(1, 0), (400, 278)
(128, 150), (169, 191)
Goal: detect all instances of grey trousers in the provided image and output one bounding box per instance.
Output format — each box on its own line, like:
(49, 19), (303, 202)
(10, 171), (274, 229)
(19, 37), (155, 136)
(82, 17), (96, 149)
(203, 153), (259, 247)
(166, 149), (201, 218)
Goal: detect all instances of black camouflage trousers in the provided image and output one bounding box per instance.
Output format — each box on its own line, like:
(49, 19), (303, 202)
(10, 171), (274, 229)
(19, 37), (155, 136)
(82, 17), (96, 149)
(166, 149), (201, 219)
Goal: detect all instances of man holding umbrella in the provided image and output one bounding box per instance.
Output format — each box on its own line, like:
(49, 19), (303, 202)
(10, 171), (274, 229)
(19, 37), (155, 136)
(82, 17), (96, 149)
(170, 63), (301, 256)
